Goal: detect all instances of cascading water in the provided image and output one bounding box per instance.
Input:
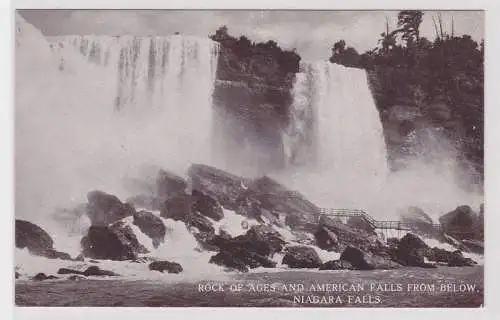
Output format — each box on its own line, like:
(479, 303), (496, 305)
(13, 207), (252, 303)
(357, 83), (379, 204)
(281, 61), (389, 214)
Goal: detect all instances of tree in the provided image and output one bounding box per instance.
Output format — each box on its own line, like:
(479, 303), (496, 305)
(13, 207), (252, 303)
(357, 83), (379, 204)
(397, 10), (424, 47)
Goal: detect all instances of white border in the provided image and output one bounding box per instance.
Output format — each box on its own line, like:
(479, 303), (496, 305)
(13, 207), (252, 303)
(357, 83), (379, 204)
(3, 0), (500, 319)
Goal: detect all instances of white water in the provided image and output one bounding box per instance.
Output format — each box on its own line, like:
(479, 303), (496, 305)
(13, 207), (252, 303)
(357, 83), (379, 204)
(280, 61), (482, 221)
(16, 14), (219, 237)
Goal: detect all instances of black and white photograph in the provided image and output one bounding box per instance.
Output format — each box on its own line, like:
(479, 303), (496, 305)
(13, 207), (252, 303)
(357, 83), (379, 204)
(14, 8), (484, 308)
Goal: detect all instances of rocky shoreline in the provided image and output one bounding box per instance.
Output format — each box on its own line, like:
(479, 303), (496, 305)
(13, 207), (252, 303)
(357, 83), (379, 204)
(15, 164), (484, 281)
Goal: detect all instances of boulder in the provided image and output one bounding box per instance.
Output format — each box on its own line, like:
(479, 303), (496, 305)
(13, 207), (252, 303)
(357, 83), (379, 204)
(314, 226), (339, 251)
(315, 216), (377, 253)
(15, 219), (72, 260)
(188, 164), (247, 210)
(395, 233), (430, 267)
(319, 260), (354, 270)
(156, 169), (188, 200)
(189, 212), (215, 234)
(346, 216), (376, 235)
(339, 246), (375, 270)
(86, 190), (136, 226)
(81, 221), (149, 261)
(282, 246), (322, 269)
(439, 205), (476, 239)
(83, 266), (120, 276)
(239, 225), (285, 256)
(148, 261), (183, 274)
(209, 251), (249, 272)
(32, 273), (58, 281)
(57, 268), (84, 275)
(133, 211), (166, 248)
(192, 189), (224, 221)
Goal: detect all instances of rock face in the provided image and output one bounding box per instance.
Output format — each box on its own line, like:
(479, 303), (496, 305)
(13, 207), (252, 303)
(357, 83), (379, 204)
(149, 261), (183, 274)
(340, 246), (400, 270)
(282, 246), (322, 269)
(346, 216), (376, 235)
(86, 190), (136, 226)
(161, 194), (192, 221)
(188, 164), (247, 210)
(461, 240), (484, 254)
(81, 221), (148, 261)
(15, 219), (72, 260)
(319, 260), (354, 270)
(133, 211), (166, 248)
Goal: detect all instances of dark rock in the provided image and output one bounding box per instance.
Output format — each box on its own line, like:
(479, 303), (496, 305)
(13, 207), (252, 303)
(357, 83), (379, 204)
(89, 260), (99, 263)
(425, 248), (477, 266)
(282, 246), (322, 269)
(439, 205), (476, 240)
(86, 190), (136, 226)
(148, 260), (184, 274)
(83, 266), (119, 276)
(74, 254), (85, 262)
(81, 220), (149, 261)
(156, 169), (188, 200)
(346, 216), (376, 235)
(314, 226), (339, 251)
(67, 275), (86, 281)
(189, 212), (215, 234)
(209, 251), (249, 272)
(315, 216), (377, 253)
(319, 259), (354, 270)
(188, 164), (248, 210)
(395, 233), (430, 267)
(57, 268), (85, 275)
(340, 246), (375, 270)
(15, 219), (73, 260)
(239, 224), (285, 256)
(15, 271), (20, 279)
(32, 273), (58, 281)
(161, 194), (192, 221)
(192, 189), (224, 221)
(133, 210), (166, 248)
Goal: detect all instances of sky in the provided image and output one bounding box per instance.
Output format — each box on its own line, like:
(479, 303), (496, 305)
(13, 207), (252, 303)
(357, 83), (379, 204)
(18, 10), (484, 60)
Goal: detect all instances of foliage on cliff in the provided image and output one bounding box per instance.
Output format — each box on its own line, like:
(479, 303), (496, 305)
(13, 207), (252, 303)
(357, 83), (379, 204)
(330, 11), (484, 177)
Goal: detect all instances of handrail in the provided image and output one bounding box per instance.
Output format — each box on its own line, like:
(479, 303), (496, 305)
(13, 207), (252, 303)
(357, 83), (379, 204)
(320, 208), (444, 232)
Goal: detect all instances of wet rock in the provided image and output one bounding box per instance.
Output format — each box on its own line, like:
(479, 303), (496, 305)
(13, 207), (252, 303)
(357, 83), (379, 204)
(209, 251), (249, 272)
(86, 190), (136, 226)
(188, 164), (248, 210)
(57, 268), (84, 275)
(133, 210), (166, 248)
(81, 220), (149, 261)
(32, 273), (58, 281)
(425, 248), (477, 266)
(15, 271), (20, 279)
(209, 248), (276, 272)
(192, 189), (224, 221)
(83, 266), (120, 276)
(282, 246), (322, 269)
(340, 246), (401, 270)
(240, 224), (285, 256)
(395, 233), (430, 267)
(156, 169), (188, 200)
(189, 212), (215, 234)
(319, 260), (354, 270)
(148, 261), (183, 274)
(15, 219), (72, 260)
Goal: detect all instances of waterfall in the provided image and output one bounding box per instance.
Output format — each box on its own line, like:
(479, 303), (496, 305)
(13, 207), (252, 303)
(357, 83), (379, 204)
(15, 14), (220, 242)
(280, 61), (390, 215)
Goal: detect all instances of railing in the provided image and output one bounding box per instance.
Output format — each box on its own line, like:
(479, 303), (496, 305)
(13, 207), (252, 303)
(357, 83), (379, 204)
(319, 208), (443, 232)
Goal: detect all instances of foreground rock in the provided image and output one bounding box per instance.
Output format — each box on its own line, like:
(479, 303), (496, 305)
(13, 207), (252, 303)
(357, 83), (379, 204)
(81, 220), (149, 260)
(340, 246), (400, 270)
(86, 190), (136, 226)
(133, 211), (166, 248)
(15, 219), (72, 260)
(57, 266), (119, 277)
(192, 189), (224, 221)
(394, 233), (431, 267)
(282, 246), (321, 269)
(156, 169), (188, 200)
(426, 248), (477, 267)
(148, 261), (183, 274)
(319, 260), (354, 270)
(32, 273), (58, 281)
